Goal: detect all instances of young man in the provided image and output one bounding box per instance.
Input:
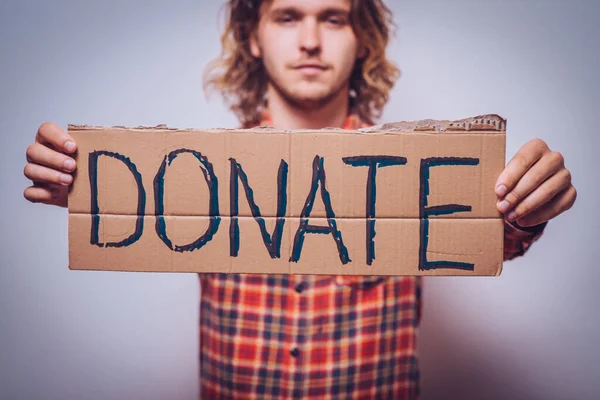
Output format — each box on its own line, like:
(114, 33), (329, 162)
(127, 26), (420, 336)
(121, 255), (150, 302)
(23, 0), (576, 398)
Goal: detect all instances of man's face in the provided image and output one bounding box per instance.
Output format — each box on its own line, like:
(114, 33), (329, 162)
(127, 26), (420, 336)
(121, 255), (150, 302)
(250, 0), (361, 109)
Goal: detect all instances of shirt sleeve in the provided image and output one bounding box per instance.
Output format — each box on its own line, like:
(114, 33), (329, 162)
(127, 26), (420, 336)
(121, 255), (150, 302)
(503, 220), (547, 261)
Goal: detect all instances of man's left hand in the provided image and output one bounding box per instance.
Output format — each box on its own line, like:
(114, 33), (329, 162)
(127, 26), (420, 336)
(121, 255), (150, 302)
(495, 138), (577, 227)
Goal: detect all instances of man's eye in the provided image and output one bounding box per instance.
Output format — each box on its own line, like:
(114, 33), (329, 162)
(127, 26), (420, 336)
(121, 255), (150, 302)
(275, 15), (295, 25)
(327, 16), (347, 26)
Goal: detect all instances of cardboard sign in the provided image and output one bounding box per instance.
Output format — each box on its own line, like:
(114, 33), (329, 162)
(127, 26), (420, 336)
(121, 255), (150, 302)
(68, 114), (506, 276)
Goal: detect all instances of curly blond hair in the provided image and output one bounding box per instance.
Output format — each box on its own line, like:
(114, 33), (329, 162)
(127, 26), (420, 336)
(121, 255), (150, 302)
(204, 0), (400, 127)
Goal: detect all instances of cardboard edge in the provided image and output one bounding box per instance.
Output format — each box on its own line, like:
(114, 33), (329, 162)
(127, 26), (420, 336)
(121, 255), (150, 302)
(67, 114), (506, 134)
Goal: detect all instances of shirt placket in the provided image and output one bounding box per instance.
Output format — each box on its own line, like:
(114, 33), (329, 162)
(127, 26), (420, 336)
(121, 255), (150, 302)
(288, 274), (310, 398)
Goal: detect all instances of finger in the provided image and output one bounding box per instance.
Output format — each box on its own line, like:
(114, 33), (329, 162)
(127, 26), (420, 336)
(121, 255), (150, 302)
(23, 185), (62, 205)
(24, 163), (73, 185)
(35, 122), (77, 154)
(504, 168), (571, 222)
(515, 185), (577, 227)
(497, 150), (564, 214)
(33, 183), (68, 207)
(495, 138), (548, 198)
(26, 142), (77, 172)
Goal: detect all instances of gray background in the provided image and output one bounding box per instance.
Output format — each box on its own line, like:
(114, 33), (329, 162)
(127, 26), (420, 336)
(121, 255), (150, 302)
(1, 0), (598, 399)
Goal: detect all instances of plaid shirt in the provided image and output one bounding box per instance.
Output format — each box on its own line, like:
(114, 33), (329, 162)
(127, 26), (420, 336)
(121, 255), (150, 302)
(198, 114), (545, 399)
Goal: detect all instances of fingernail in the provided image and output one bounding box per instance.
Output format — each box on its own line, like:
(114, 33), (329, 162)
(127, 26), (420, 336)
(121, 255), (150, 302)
(64, 141), (76, 152)
(64, 159), (75, 171)
(60, 174), (72, 184)
(498, 200), (510, 213)
(496, 185), (508, 197)
(507, 211), (517, 221)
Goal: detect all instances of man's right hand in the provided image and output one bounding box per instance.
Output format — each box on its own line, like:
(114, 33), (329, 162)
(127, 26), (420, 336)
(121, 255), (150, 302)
(23, 122), (77, 208)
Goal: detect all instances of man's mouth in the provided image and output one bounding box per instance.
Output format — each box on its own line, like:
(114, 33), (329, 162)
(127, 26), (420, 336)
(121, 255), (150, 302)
(293, 64), (328, 76)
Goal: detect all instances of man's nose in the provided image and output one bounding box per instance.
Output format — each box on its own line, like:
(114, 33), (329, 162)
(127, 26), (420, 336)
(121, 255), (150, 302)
(298, 18), (321, 56)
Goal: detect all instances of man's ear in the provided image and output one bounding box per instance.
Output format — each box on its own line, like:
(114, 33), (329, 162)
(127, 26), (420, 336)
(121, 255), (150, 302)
(250, 32), (261, 58)
(357, 44), (367, 60)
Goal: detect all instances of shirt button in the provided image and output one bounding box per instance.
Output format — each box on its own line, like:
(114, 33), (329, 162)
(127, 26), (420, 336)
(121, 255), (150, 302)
(294, 282), (305, 293)
(290, 347), (299, 357)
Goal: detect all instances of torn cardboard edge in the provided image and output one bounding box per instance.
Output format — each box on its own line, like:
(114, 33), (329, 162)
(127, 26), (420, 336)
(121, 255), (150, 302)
(67, 113), (506, 133)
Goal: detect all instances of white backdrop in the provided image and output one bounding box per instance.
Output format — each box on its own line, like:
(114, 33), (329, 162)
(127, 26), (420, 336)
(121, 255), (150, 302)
(1, 1), (598, 399)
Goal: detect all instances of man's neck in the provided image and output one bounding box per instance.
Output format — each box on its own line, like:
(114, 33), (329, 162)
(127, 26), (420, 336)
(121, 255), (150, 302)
(266, 85), (350, 130)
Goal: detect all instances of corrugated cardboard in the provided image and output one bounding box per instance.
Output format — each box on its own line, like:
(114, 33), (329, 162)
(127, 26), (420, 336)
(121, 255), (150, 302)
(68, 114), (506, 276)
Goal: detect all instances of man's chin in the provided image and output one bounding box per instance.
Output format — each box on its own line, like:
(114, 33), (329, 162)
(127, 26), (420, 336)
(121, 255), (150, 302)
(281, 90), (337, 110)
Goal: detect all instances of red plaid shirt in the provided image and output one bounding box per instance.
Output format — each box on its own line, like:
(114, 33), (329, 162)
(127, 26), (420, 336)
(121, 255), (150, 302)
(198, 114), (545, 399)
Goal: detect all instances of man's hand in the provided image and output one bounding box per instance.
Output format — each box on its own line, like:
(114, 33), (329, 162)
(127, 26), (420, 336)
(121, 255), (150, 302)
(495, 138), (577, 227)
(23, 122), (77, 207)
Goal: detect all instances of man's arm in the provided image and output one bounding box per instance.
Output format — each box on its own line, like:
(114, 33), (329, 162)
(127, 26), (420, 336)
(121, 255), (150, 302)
(503, 220), (547, 261)
(495, 138), (576, 261)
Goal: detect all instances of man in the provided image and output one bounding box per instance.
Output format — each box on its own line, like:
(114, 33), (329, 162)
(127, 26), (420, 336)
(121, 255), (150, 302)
(23, 0), (576, 398)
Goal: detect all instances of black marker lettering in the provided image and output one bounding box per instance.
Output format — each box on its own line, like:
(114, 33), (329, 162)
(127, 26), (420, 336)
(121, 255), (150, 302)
(290, 155), (350, 264)
(229, 158), (288, 258)
(153, 149), (220, 252)
(89, 151), (146, 248)
(419, 157), (479, 271)
(343, 155), (407, 265)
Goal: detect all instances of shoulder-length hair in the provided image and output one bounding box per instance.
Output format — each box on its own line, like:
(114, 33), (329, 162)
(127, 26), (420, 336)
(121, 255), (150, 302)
(204, 0), (400, 127)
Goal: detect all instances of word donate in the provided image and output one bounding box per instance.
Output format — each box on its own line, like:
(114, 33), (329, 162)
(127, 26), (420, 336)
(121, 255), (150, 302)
(68, 115), (506, 276)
